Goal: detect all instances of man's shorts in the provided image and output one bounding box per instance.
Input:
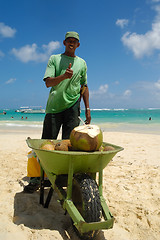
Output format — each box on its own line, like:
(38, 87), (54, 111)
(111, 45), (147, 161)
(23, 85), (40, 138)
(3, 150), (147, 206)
(42, 100), (80, 139)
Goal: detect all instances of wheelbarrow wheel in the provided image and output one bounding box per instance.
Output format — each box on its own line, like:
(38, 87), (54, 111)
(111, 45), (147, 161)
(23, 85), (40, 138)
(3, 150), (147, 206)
(72, 173), (102, 239)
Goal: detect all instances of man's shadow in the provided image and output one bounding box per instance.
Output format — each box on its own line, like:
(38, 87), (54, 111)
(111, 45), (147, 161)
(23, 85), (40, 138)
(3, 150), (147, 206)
(14, 177), (106, 240)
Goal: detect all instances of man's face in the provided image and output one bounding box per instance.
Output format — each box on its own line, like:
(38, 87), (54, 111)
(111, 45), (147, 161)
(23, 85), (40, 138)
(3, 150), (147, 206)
(63, 37), (80, 53)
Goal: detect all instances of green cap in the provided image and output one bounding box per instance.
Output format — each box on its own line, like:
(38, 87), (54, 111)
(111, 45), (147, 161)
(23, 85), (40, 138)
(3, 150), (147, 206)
(65, 31), (79, 41)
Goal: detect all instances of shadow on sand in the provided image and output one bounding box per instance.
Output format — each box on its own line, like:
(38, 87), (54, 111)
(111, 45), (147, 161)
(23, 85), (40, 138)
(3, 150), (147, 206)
(13, 180), (106, 240)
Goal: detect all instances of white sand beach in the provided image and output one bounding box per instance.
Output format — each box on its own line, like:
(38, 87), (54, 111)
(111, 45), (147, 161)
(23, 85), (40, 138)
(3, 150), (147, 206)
(0, 127), (160, 240)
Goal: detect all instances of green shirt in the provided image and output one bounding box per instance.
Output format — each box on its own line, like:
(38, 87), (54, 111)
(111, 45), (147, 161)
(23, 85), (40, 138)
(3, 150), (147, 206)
(44, 54), (87, 113)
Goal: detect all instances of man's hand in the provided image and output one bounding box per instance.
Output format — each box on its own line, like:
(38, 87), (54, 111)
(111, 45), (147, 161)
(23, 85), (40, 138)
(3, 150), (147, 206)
(44, 63), (73, 87)
(85, 109), (91, 124)
(64, 63), (73, 79)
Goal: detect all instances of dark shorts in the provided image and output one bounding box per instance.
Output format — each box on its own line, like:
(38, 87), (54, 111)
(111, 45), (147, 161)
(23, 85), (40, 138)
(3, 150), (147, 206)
(42, 100), (80, 140)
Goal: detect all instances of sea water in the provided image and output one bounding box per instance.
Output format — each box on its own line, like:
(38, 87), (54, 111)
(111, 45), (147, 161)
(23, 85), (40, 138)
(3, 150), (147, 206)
(0, 108), (160, 134)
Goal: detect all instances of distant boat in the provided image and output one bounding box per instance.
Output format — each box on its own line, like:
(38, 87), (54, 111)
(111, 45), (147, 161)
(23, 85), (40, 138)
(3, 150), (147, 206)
(15, 106), (45, 114)
(0, 111), (6, 115)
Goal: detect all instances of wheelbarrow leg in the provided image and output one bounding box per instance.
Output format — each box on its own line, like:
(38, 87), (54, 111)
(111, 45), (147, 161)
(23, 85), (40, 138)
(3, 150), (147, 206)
(39, 165), (54, 208)
(44, 187), (54, 208)
(40, 168), (45, 206)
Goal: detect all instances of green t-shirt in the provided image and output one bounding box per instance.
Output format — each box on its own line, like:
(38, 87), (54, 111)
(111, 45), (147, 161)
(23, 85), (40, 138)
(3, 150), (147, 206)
(44, 54), (87, 113)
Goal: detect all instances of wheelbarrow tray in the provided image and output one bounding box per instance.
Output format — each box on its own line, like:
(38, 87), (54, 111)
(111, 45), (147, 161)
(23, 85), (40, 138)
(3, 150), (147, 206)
(26, 139), (123, 175)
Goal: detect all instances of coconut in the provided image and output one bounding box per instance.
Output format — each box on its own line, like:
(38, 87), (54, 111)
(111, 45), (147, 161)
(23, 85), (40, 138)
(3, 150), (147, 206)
(104, 146), (115, 151)
(40, 140), (55, 151)
(62, 140), (73, 151)
(70, 124), (103, 151)
(55, 140), (71, 151)
(99, 145), (115, 152)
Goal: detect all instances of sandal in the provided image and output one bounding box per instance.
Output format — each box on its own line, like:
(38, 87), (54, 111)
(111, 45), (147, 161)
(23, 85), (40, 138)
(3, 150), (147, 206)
(24, 182), (40, 193)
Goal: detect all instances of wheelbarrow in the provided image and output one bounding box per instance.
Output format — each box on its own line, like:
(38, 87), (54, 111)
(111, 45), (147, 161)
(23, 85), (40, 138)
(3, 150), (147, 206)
(26, 138), (123, 239)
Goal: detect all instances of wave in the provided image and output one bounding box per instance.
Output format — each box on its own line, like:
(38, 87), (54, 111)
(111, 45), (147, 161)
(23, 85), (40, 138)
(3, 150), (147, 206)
(88, 108), (160, 111)
(148, 108), (160, 110)
(85, 108), (129, 111)
(0, 121), (43, 128)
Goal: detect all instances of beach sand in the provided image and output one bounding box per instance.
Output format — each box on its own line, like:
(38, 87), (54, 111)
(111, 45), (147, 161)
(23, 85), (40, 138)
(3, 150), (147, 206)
(0, 128), (160, 240)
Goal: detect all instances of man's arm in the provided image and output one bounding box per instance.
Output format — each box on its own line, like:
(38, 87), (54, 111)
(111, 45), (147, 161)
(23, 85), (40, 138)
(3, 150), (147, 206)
(44, 63), (73, 88)
(82, 85), (91, 124)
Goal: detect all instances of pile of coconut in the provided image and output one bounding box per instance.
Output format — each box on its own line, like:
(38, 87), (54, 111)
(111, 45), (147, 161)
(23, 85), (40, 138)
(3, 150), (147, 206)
(40, 124), (115, 152)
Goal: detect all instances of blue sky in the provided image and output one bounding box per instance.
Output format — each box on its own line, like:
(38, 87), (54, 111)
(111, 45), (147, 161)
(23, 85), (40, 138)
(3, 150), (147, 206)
(1, 0), (160, 109)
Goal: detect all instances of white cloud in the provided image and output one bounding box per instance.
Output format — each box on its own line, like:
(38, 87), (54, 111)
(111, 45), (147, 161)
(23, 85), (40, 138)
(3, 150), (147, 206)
(155, 79), (160, 89)
(152, 0), (160, 2)
(123, 89), (132, 97)
(116, 19), (129, 29)
(128, 80), (160, 103)
(0, 22), (16, 38)
(90, 84), (108, 97)
(115, 81), (119, 85)
(11, 41), (61, 63)
(89, 80), (160, 108)
(5, 78), (16, 84)
(42, 41), (60, 55)
(99, 84), (108, 93)
(121, 6), (160, 58)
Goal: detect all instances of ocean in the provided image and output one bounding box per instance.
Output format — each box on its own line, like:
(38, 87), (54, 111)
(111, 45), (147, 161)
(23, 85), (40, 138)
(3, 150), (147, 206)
(0, 108), (160, 134)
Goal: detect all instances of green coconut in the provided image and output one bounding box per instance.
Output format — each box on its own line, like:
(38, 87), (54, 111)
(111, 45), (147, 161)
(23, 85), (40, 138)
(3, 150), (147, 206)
(70, 124), (103, 151)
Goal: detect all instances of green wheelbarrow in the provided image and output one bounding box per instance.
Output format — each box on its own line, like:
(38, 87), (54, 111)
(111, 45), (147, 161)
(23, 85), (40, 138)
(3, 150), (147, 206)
(26, 138), (123, 239)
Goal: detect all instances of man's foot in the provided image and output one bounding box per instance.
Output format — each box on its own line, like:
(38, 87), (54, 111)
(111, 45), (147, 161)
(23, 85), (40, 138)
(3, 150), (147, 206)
(44, 179), (51, 187)
(24, 182), (40, 193)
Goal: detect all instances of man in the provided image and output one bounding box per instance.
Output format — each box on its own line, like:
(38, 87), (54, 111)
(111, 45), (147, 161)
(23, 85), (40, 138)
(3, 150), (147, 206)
(24, 31), (91, 193)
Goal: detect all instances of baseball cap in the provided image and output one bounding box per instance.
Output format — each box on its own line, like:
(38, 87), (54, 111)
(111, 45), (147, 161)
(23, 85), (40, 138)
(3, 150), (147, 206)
(65, 31), (79, 41)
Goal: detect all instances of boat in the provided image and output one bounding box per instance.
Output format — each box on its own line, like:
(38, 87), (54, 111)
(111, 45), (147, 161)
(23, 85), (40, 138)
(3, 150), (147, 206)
(15, 106), (45, 114)
(0, 111), (6, 115)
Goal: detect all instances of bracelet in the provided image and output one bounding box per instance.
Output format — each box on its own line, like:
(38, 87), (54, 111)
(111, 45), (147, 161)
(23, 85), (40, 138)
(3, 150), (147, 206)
(86, 108), (90, 110)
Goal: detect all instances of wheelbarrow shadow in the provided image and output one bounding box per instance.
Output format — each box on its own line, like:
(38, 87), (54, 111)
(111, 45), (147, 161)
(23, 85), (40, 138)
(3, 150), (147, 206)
(13, 190), (75, 239)
(13, 181), (107, 240)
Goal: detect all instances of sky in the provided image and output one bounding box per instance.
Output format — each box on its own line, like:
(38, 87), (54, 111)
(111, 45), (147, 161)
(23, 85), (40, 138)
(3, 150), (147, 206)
(1, 0), (160, 109)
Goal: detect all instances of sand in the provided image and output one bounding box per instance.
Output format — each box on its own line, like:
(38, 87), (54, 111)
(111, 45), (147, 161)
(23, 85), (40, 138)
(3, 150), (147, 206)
(0, 128), (160, 240)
